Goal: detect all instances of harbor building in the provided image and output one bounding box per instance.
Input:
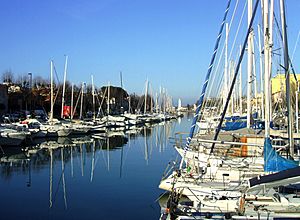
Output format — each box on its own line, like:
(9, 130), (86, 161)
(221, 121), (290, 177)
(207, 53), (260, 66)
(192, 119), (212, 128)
(271, 73), (299, 102)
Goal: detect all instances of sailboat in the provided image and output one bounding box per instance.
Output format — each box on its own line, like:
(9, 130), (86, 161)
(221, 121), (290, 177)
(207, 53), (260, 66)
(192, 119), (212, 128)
(0, 125), (30, 146)
(43, 60), (73, 137)
(159, 0), (300, 219)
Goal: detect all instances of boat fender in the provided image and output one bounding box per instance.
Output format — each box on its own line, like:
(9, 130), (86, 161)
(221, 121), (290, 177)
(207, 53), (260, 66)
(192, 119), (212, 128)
(186, 166), (191, 174)
(238, 196), (246, 214)
(166, 192), (179, 220)
(159, 208), (170, 220)
(164, 207), (170, 214)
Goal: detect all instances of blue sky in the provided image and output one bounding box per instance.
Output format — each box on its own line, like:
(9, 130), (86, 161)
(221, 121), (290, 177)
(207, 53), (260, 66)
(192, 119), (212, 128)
(1, 0), (300, 105)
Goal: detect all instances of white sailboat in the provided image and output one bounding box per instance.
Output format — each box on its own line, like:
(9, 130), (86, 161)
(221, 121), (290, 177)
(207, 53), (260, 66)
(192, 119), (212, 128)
(159, 0), (300, 219)
(44, 60), (72, 137)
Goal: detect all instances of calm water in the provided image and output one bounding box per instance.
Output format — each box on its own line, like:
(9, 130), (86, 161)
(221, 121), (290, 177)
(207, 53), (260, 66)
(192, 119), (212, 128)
(0, 115), (192, 220)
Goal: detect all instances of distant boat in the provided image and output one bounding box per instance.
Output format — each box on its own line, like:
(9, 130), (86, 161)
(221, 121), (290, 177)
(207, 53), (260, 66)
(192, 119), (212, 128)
(0, 126), (29, 146)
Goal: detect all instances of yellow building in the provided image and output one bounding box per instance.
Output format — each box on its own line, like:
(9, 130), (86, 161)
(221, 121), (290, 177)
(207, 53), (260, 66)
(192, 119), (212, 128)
(271, 73), (299, 100)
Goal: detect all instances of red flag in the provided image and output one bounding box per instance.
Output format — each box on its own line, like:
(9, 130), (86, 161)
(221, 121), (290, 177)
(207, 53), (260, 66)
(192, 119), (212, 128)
(63, 106), (71, 117)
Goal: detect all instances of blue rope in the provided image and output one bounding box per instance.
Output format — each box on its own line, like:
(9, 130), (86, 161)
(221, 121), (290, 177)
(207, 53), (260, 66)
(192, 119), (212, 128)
(210, 0), (260, 154)
(183, 0), (232, 157)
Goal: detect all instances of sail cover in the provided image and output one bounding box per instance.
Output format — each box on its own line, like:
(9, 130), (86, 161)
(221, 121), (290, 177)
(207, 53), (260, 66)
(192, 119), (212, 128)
(249, 165), (300, 191)
(222, 121), (246, 131)
(264, 137), (298, 172)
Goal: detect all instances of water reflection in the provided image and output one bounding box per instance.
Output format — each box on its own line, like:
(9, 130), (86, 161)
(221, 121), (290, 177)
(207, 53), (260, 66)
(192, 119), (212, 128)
(0, 147), (30, 180)
(0, 117), (187, 219)
(0, 120), (175, 178)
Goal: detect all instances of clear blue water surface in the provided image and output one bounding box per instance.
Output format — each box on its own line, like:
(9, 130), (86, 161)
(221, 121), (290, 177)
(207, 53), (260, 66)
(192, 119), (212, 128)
(0, 114), (192, 220)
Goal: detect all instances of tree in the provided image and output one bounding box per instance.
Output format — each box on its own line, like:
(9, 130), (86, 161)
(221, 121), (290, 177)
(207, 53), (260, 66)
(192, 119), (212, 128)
(33, 76), (49, 88)
(2, 69), (14, 84)
(15, 74), (29, 88)
(129, 93), (141, 113)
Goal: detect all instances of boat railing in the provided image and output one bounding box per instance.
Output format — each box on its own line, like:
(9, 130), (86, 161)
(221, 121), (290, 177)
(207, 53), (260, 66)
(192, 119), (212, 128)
(174, 132), (189, 148)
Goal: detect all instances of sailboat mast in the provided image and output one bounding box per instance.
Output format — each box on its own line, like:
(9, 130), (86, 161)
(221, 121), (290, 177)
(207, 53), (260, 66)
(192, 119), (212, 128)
(144, 79), (148, 114)
(107, 82), (110, 115)
(280, 0), (294, 156)
(91, 75), (96, 121)
(269, 0), (274, 117)
(296, 83), (299, 133)
(159, 86), (162, 113)
(145, 81), (148, 114)
(223, 23), (229, 111)
(239, 45), (243, 115)
(163, 88), (166, 114)
(181, 0), (232, 162)
(263, 0), (271, 138)
(210, 0), (260, 154)
(252, 39), (258, 114)
(155, 92), (158, 113)
(80, 82), (84, 119)
(247, 0), (253, 128)
(230, 60), (235, 114)
(50, 60), (54, 122)
(128, 95), (131, 113)
(120, 71), (123, 88)
(258, 24), (264, 120)
(70, 83), (74, 120)
(150, 87), (153, 113)
(61, 55), (68, 118)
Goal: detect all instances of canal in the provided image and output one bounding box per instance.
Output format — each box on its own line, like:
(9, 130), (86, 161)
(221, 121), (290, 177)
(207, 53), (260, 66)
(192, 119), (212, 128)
(0, 114), (192, 220)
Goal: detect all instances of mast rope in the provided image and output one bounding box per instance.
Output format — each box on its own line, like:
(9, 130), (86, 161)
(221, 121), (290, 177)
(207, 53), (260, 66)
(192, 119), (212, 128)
(72, 85), (83, 119)
(210, 0), (260, 154)
(201, 0), (245, 127)
(180, 0), (232, 169)
(228, 0), (247, 62)
(205, 0), (240, 104)
(273, 9), (298, 81)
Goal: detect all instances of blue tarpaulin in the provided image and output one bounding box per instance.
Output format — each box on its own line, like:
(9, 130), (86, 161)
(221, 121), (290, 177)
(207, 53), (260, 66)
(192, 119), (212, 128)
(222, 121), (246, 131)
(264, 137), (299, 172)
(222, 112), (258, 131)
